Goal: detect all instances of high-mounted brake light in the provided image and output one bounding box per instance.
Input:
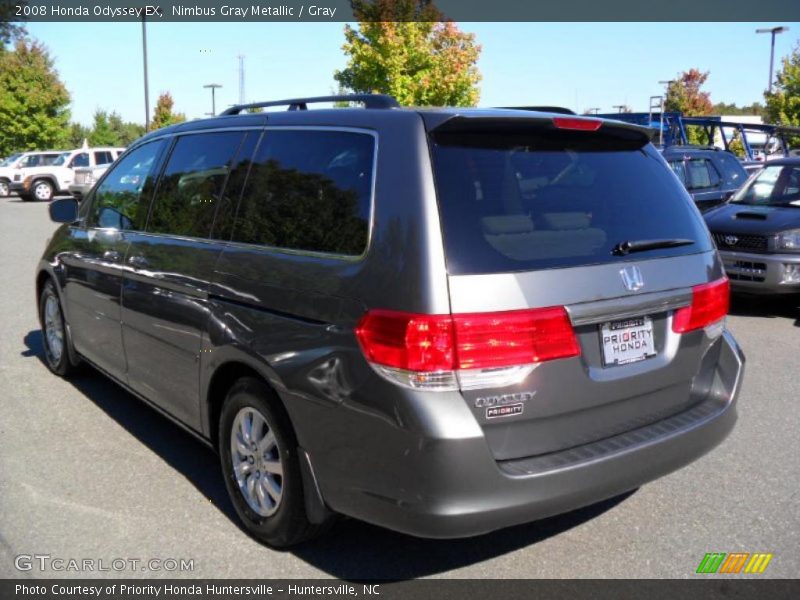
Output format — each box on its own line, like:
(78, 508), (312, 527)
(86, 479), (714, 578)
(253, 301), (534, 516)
(355, 307), (580, 391)
(672, 278), (730, 333)
(552, 117), (602, 131)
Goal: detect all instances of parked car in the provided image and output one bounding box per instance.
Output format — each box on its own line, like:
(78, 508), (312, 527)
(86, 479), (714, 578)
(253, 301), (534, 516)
(704, 157), (800, 295)
(39, 94), (744, 547)
(662, 146), (749, 212)
(68, 162), (116, 201)
(0, 151), (64, 197)
(13, 146), (124, 201)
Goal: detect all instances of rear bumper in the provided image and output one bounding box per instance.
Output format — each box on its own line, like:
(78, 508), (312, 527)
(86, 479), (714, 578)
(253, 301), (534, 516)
(720, 249), (800, 294)
(316, 330), (744, 538)
(67, 183), (91, 199)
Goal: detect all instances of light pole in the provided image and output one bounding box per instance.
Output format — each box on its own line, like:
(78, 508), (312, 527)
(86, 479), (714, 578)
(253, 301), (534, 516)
(756, 26), (789, 93)
(613, 104), (628, 113)
(203, 83), (222, 116)
(142, 17), (150, 132)
(657, 80), (675, 142)
(585, 107), (600, 115)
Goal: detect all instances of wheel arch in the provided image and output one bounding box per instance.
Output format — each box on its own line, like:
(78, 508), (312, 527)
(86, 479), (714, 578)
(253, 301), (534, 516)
(206, 356), (334, 526)
(30, 175), (59, 195)
(205, 358), (292, 451)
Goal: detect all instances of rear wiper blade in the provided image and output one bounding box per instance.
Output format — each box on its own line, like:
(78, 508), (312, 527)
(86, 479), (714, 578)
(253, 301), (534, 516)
(612, 238), (694, 256)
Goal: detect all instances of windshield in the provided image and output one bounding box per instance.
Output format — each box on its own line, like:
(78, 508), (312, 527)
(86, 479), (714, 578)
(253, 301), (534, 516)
(732, 165), (800, 207)
(0, 153), (22, 167)
(431, 132), (713, 274)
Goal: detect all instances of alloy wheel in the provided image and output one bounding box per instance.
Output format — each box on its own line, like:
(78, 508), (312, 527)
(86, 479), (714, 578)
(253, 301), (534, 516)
(230, 407), (284, 517)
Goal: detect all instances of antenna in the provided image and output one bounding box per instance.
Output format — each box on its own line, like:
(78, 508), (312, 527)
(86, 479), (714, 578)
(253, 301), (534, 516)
(238, 54), (245, 104)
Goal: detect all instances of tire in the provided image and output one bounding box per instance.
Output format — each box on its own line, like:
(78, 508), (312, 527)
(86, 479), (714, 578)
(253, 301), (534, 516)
(39, 279), (77, 377)
(0, 180), (9, 197)
(219, 377), (324, 547)
(32, 179), (54, 202)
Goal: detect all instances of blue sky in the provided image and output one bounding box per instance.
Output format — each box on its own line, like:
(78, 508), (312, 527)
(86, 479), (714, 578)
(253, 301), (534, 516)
(26, 21), (800, 126)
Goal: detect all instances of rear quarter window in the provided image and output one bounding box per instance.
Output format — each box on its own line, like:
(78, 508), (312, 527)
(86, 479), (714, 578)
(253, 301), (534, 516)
(431, 130), (713, 274)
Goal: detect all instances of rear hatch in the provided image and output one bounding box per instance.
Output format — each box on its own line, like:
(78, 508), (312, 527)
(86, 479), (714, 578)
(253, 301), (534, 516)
(426, 113), (725, 461)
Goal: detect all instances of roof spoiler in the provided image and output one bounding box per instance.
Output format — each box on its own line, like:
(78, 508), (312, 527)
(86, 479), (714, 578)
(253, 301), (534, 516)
(495, 106), (577, 115)
(425, 114), (654, 145)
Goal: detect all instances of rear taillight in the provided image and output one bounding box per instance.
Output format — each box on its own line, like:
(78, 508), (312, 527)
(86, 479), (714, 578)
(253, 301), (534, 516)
(355, 307), (580, 390)
(672, 278), (730, 333)
(552, 117), (602, 131)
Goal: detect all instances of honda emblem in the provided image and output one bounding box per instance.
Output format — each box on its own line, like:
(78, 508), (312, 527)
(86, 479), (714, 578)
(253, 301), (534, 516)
(620, 265), (645, 292)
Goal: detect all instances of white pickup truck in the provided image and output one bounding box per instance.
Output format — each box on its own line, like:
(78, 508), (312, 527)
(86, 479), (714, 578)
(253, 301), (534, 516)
(12, 146), (125, 201)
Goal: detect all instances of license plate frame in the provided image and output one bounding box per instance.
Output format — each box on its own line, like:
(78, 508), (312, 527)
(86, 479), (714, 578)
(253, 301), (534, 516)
(600, 316), (656, 367)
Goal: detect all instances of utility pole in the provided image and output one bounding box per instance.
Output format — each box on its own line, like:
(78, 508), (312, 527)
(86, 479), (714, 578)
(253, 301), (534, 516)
(142, 17), (150, 131)
(756, 26), (789, 93)
(203, 83), (222, 116)
(238, 54), (245, 104)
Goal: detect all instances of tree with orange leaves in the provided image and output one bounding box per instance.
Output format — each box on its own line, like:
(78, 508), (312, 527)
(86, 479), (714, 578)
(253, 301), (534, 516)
(334, 0), (481, 107)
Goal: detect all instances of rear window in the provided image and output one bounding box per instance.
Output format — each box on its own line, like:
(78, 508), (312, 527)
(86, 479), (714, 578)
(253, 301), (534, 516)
(430, 130), (713, 274)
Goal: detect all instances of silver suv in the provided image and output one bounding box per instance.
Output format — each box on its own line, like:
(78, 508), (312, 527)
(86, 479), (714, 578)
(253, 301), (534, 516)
(40, 95), (744, 547)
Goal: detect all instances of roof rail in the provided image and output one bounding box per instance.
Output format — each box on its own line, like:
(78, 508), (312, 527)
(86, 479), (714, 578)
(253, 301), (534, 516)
(221, 94), (399, 115)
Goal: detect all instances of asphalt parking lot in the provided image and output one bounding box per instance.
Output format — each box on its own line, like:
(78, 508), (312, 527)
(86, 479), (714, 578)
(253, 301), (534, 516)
(0, 196), (798, 580)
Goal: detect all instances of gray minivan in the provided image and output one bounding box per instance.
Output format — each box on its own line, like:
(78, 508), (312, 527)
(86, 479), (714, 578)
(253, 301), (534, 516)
(38, 95), (744, 547)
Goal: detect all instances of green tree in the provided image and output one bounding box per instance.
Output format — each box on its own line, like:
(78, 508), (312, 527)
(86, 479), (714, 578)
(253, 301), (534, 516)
(334, 0), (482, 107)
(0, 39), (71, 156)
(88, 109), (118, 146)
(727, 130), (746, 157)
(665, 69), (714, 144)
(67, 122), (91, 148)
(108, 112), (145, 146)
(764, 44), (800, 138)
(0, 3), (26, 46)
(712, 101), (765, 117)
(151, 92), (186, 130)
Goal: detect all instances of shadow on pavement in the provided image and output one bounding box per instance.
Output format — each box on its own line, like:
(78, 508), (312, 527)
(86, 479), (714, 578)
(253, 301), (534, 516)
(22, 329), (635, 579)
(729, 294), (800, 327)
(22, 330), (238, 526)
(291, 491), (633, 580)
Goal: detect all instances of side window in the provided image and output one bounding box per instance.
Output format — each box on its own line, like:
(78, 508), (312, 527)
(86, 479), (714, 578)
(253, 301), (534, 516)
(70, 153), (90, 168)
(147, 131), (246, 238)
(211, 131), (260, 241)
(717, 153), (747, 183)
(685, 159), (720, 190)
(668, 161), (687, 186)
(94, 151), (114, 166)
(88, 140), (165, 230)
(231, 129), (373, 256)
(787, 168), (800, 198)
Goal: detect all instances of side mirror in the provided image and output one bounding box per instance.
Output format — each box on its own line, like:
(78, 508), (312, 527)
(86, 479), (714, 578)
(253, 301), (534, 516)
(49, 198), (79, 223)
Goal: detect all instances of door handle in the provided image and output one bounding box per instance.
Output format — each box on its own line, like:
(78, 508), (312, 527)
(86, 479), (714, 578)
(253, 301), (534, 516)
(127, 255), (149, 269)
(102, 250), (121, 262)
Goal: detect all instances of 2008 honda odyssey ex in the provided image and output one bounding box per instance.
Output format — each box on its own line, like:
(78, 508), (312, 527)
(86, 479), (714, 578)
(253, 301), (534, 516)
(38, 94), (744, 547)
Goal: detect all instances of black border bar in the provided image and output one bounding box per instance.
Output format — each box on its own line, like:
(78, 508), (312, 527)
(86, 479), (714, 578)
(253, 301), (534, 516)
(4, 0), (800, 22)
(2, 579), (800, 600)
